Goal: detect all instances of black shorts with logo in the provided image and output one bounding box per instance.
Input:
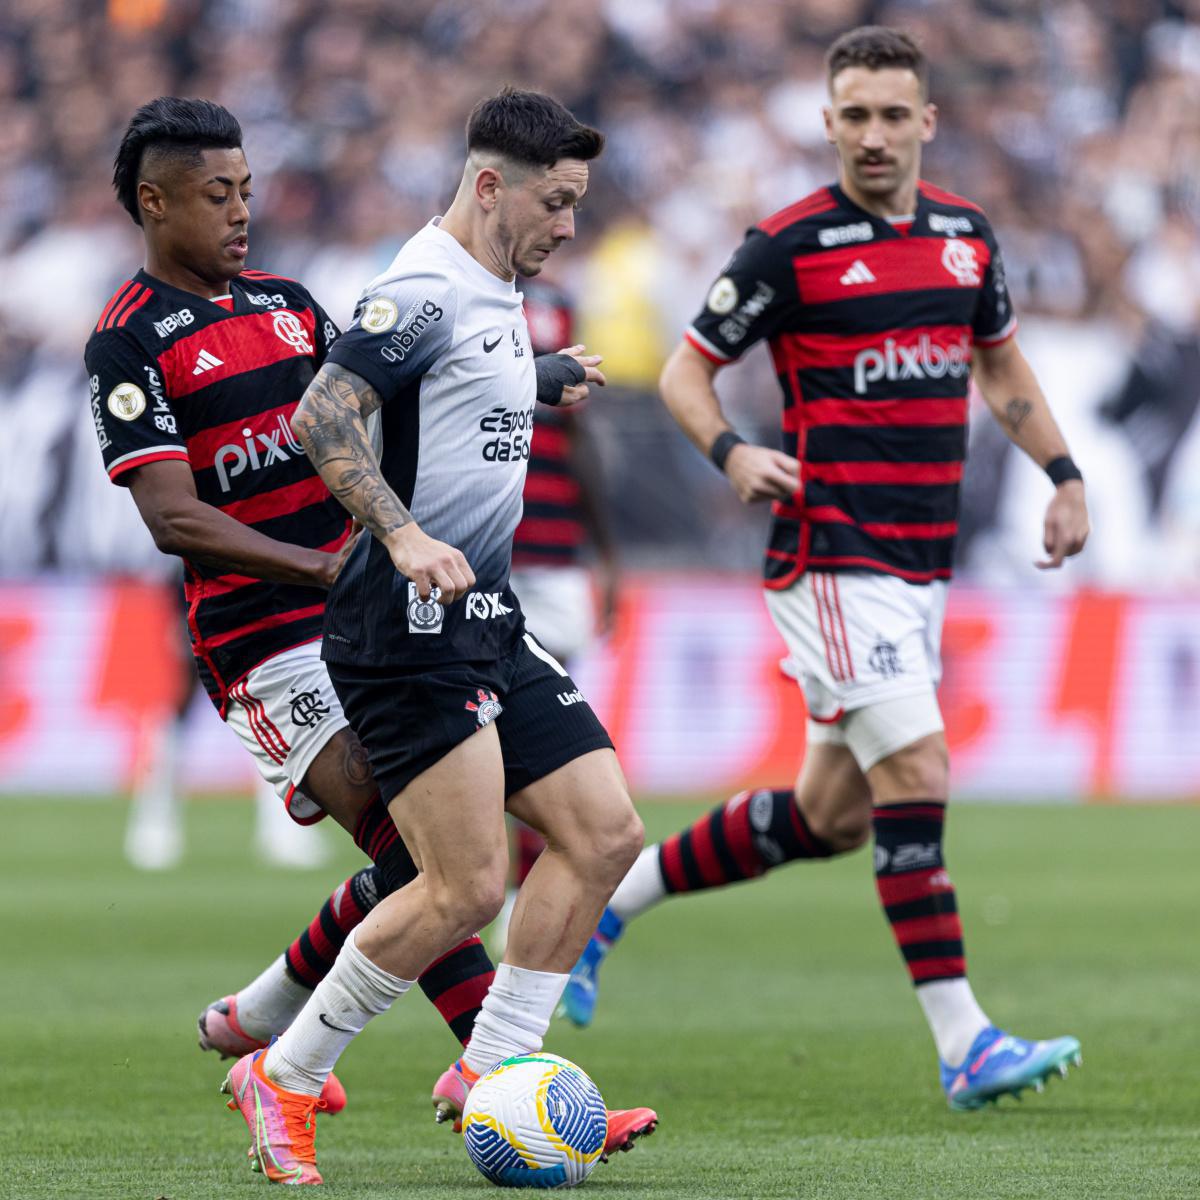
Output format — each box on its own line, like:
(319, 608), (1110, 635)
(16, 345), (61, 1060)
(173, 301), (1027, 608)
(327, 632), (614, 803)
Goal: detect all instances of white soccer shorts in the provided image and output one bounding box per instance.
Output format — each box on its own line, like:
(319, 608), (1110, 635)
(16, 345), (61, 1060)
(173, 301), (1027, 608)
(510, 564), (596, 666)
(224, 640), (349, 824)
(765, 571), (948, 771)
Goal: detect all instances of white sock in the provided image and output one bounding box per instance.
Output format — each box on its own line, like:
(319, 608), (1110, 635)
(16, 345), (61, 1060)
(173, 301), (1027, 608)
(462, 962), (568, 1078)
(265, 927), (413, 1095)
(916, 978), (991, 1066)
(608, 846), (666, 923)
(233, 955), (312, 1041)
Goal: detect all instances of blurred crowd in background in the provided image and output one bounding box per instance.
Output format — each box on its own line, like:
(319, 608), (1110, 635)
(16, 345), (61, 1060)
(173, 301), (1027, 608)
(1, 0), (1197, 584)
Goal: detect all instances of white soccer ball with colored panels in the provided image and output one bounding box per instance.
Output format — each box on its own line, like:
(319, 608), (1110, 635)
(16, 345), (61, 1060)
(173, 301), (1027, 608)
(462, 1053), (607, 1188)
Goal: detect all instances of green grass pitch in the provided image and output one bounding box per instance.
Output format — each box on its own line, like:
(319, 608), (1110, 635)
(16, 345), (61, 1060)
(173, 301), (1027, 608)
(3, 797), (1197, 1199)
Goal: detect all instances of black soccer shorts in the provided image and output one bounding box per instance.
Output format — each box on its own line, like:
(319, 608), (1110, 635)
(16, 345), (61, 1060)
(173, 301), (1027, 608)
(327, 632), (614, 803)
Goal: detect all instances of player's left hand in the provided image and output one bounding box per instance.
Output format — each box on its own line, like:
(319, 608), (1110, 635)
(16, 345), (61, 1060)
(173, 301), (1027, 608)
(556, 344), (606, 408)
(1036, 480), (1089, 569)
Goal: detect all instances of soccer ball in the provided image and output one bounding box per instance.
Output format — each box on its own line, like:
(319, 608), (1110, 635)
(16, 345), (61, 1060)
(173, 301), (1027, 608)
(462, 1053), (607, 1188)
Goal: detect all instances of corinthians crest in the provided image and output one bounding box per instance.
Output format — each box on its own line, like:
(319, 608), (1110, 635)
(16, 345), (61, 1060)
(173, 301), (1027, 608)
(465, 688), (503, 727)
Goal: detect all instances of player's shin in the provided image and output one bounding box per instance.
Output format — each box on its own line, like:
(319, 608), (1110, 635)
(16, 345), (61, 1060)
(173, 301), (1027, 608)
(650, 788), (834, 909)
(872, 801), (989, 1066)
(264, 925), (414, 1095)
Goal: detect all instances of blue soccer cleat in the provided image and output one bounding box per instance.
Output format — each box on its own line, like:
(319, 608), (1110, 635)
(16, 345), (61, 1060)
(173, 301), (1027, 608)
(558, 908), (624, 1027)
(941, 1025), (1083, 1111)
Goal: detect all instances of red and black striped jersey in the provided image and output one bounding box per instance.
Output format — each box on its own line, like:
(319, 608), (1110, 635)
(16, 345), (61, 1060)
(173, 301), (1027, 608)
(686, 181), (1016, 587)
(84, 267), (347, 711)
(513, 278), (584, 567)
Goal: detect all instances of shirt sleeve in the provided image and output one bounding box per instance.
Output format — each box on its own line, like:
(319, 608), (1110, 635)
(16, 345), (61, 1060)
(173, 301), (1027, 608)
(84, 328), (188, 485)
(972, 222), (1018, 346)
(324, 271), (457, 403)
(309, 295), (341, 368)
(684, 229), (796, 364)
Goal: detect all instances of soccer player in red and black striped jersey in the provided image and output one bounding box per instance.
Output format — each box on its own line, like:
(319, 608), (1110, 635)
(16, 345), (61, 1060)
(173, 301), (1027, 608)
(84, 98), (495, 1158)
(563, 27), (1088, 1111)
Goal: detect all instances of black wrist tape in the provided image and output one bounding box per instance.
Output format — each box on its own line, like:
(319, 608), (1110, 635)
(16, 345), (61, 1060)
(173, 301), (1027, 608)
(1045, 456), (1083, 486)
(709, 430), (746, 472)
(534, 353), (586, 406)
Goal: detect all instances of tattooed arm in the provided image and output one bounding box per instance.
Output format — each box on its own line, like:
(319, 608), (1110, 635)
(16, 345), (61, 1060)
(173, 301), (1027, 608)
(973, 335), (1089, 569)
(292, 362), (475, 602)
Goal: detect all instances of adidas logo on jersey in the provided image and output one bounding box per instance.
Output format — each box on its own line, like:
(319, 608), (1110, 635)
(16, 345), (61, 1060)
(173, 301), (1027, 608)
(192, 349), (225, 375)
(839, 260), (876, 286)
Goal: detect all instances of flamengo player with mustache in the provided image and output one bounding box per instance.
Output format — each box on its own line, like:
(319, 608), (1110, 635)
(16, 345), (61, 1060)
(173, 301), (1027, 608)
(563, 25), (1089, 1114)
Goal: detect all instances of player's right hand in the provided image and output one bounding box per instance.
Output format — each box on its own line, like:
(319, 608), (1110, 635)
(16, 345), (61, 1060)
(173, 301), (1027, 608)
(724, 444), (801, 504)
(385, 523), (475, 604)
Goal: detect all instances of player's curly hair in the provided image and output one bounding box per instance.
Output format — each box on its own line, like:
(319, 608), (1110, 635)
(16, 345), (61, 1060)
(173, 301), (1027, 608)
(826, 26), (928, 96)
(113, 97), (242, 226)
(466, 87), (603, 169)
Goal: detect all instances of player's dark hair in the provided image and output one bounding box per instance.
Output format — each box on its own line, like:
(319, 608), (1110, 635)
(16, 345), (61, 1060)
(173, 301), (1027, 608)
(826, 26), (928, 95)
(466, 87), (603, 170)
(113, 97), (243, 226)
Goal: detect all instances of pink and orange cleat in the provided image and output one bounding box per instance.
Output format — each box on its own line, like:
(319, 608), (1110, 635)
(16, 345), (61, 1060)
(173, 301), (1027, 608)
(200, 995), (347, 1115)
(432, 1057), (658, 1159)
(222, 1048), (325, 1185)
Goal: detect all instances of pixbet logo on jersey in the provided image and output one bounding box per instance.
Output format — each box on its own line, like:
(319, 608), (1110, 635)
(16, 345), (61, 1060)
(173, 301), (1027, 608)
(213, 414), (306, 491)
(852, 334), (971, 395)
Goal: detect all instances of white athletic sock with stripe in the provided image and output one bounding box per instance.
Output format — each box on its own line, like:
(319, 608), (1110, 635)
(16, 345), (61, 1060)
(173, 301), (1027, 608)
(264, 927), (413, 1096)
(461, 962), (568, 1077)
(917, 978), (990, 1067)
(607, 845), (667, 922)
(233, 955), (311, 1041)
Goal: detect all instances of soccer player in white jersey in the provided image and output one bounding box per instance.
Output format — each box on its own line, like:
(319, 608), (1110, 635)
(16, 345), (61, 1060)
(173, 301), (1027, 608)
(220, 89), (654, 1184)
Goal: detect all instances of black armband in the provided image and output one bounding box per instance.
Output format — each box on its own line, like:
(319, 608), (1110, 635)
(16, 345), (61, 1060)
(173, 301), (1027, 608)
(709, 430), (746, 472)
(534, 353), (586, 407)
(1045, 456), (1083, 486)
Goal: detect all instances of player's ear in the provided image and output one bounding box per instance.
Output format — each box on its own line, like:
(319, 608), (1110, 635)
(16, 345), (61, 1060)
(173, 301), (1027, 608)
(138, 180), (167, 224)
(821, 105), (836, 145)
(474, 167), (502, 213)
(921, 102), (938, 144)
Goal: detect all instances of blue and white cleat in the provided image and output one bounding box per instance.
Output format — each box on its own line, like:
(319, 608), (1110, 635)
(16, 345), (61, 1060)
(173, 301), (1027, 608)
(558, 908), (624, 1028)
(941, 1025), (1083, 1111)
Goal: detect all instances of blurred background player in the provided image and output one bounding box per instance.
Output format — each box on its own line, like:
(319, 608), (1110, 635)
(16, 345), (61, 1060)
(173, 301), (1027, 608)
(124, 573), (329, 870)
(493, 274), (620, 949)
(563, 26), (1089, 1113)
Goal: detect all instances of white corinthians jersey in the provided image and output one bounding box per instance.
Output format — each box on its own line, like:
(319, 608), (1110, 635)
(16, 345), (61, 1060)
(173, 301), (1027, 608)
(322, 218), (536, 666)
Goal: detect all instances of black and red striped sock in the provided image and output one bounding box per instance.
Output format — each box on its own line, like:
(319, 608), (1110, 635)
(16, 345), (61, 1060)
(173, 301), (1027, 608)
(353, 791), (420, 894)
(285, 866), (383, 988)
(418, 936), (496, 1046)
(658, 788), (833, 895)
(872, 801), (966, 985)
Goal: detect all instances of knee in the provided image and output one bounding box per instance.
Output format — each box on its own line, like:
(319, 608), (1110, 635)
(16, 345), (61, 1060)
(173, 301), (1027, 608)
(871, 737), (949, 801)
(578, 800), (644, 883)
(807, 801), (871, 854)
(426, 858), (508, 935)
